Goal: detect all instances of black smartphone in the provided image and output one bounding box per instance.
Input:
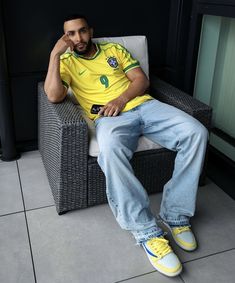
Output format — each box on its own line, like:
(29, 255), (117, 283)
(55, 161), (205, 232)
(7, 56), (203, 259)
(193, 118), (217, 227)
(90, 104), (104, 114)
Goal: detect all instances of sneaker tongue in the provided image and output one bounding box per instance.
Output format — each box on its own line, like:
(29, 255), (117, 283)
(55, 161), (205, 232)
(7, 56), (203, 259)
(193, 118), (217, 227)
(148, 237), (172, 257)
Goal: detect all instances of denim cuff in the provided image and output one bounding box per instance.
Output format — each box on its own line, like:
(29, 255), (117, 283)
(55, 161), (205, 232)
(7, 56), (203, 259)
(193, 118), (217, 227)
(131, 226), (163, 245)
(158, 213), (190, 226)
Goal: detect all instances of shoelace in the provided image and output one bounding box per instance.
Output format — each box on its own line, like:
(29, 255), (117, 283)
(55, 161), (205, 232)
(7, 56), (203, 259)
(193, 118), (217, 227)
(147, 236), (172, 259)
(172, 226), (191, 235)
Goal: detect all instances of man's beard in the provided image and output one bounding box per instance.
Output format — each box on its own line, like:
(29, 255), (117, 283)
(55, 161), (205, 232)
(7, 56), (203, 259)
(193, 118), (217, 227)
(74, 39), (93, 56)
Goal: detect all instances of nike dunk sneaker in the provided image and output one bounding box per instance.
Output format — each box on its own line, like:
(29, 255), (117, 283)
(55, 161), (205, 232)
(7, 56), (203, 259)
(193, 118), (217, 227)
(142, 236), (182, 277)
(162, 221), (197, 251)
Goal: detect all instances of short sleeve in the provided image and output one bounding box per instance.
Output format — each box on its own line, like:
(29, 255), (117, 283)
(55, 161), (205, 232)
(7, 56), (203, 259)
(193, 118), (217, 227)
(60, 59), (71, 89)
(116, 44), (140, 73)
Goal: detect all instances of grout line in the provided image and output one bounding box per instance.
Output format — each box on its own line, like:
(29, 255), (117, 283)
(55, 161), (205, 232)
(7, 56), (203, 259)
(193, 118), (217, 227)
(114, 270), (187, 283)
(16, 161), (38, 283)
(26, 204), (55, 213)
(0, 205), (55, 218)
(182, 247), (235, 264)
(179, 274), (186, 283)
(0, 210), (25, 218)
(114, 247), (235, 283)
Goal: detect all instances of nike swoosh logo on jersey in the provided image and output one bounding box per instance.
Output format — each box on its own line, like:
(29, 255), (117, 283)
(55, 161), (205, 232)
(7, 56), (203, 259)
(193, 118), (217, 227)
(79, 70), (86, 75)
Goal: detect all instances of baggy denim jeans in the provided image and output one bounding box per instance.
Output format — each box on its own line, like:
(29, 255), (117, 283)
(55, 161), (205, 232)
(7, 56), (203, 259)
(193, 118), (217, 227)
(94, 99), (208, 244)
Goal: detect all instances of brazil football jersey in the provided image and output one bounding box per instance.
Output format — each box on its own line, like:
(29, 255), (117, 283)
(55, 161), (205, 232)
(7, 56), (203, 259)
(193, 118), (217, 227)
(60, 42), (153, 120)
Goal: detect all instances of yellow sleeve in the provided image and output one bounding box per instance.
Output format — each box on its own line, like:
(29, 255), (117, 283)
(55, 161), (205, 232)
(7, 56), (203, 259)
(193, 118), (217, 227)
(60, 58), (71, 89)
(115, 44), (140, 73)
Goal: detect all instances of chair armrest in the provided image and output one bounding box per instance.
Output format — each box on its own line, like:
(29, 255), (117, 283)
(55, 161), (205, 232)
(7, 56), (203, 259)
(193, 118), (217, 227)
(38, 82), (89, 213)
(150, 75), (212, 130)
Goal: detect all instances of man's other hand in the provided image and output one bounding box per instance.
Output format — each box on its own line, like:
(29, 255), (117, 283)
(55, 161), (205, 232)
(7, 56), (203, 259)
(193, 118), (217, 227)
(98, 96), (127, 117)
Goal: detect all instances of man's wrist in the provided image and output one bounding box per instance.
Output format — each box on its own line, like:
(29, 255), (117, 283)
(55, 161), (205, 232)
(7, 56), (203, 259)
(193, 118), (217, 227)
(119, 94), (129, 105)
(50, 50), (61, 60)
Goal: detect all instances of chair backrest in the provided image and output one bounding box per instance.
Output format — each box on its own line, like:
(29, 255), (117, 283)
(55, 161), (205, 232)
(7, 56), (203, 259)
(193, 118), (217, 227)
(93, 35), (149, 78)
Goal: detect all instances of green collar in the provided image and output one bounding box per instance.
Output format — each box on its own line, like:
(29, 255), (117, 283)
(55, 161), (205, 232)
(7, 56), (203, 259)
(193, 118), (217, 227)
(72, 43), (101, 60)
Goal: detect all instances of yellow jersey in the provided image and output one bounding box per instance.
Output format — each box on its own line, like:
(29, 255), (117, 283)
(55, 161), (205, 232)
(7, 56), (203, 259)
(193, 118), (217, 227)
(60, 42), (153, 120)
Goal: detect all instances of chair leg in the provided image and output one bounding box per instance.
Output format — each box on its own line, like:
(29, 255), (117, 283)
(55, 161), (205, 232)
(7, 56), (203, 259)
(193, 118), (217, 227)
(58, 211), (68, 216)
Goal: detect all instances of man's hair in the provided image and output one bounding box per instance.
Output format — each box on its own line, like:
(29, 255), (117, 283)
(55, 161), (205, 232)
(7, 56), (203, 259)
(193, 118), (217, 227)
(64, 14), (90, 26)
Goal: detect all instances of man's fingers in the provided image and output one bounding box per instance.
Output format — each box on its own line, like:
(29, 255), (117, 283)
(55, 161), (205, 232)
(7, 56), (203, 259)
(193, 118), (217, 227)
(104, 107), (111, 116)
(113, 109), (120, 116)
(98, 103), (121, 117)
(106, 107), (119, 117)
(100, 105), (109, 116)
(98, 106), (105, 115)
(66, 40), (74, 50)
(69, 43), (74, 51)
(62, 34), (69, 39)
(62, 35), (74, 50)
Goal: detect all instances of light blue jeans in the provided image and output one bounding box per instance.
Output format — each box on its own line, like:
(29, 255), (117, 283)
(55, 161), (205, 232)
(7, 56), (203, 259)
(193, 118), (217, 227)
(94, 99), (208, 244)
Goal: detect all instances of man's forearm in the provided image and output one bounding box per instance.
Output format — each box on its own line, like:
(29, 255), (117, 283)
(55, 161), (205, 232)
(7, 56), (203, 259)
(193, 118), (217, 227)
(44, 52), (66, 102)
(119, 76), (150, 104)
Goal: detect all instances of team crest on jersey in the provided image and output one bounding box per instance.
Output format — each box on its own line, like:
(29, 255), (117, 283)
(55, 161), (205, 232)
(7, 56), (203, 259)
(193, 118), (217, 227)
(107, 57), (118, 68)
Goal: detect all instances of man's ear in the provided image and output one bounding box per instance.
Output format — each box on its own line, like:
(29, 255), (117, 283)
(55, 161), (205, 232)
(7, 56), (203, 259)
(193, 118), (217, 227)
(90, 27), (94, 38)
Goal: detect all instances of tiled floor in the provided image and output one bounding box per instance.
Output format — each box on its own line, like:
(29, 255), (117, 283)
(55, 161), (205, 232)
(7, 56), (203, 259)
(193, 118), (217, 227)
(0, 150), (235, 283)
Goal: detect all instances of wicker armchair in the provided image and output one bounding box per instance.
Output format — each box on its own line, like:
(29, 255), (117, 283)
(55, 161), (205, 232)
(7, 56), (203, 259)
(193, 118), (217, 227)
(38, 37), (212, 215)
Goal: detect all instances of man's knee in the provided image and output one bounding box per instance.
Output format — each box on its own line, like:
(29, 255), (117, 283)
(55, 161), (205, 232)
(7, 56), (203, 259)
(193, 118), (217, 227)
(189, 120), (208, 145)
(195, 122), (208, 142)
(98, 135), (133, 158)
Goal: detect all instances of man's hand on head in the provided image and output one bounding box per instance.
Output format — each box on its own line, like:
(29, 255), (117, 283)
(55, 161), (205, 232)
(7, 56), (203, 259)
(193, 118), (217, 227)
(98, 96), (128, 117)
(51, 34), (75, 57)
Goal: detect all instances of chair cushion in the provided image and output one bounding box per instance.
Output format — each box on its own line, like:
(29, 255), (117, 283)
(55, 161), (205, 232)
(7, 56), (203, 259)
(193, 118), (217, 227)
(93, 35), (149, 78)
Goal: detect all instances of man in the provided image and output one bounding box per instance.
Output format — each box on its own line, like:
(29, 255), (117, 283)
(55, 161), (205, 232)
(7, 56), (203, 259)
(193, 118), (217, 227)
(44, 14), (208, 277)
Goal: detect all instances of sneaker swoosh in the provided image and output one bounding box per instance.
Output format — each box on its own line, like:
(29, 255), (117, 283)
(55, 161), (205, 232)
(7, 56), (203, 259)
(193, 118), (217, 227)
(143, 243), (158, 258)
(79, 70), (86, 76)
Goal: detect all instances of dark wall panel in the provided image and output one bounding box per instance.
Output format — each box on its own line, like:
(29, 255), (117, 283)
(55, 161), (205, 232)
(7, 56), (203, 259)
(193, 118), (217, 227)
(164, 0), (193, 90)
(2, 0), (171, 148)
(198, 0), (235, 4)
(3, 0), (171, 75)
(10, 74), (44, 142)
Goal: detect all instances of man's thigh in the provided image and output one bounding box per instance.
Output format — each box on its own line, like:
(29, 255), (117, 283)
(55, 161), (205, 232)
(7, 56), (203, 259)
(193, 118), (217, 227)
(94, 112), (142, 153)
(139, 99), (204, 150)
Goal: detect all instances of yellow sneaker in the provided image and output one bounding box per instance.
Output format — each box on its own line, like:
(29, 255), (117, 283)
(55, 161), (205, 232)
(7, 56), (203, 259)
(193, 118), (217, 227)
(142, 236), (182, 277)
(163, 222), (197, 251)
